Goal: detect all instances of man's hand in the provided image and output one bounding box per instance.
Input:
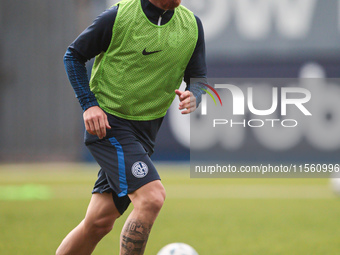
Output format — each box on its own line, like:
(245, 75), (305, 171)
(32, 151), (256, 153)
(83, 106), (111, 139)
(175, 90), (196, 114)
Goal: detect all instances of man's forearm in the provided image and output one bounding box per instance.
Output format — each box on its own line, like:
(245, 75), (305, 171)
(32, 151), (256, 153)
(64, 48), (99, 112)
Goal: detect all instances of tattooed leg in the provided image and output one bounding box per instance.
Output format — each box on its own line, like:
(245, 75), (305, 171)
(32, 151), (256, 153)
(120, 218), (152, 255)
(120, 180), (166, 255)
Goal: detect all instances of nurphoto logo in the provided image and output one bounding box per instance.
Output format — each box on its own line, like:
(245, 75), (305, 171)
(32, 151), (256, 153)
(201, 83), (312, 128)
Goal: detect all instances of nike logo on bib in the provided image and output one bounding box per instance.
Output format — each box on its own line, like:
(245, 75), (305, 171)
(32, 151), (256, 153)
(142, 48), (162, 55)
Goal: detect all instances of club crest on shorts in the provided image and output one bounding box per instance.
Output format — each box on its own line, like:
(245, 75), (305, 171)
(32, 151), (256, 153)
(131, 161), (148, 178)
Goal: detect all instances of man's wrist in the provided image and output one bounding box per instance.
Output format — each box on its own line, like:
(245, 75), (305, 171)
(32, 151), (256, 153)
(82, 100), (100, 112)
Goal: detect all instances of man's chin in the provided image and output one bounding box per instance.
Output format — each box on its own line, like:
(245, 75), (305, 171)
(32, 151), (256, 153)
(163, 0), (181, 10)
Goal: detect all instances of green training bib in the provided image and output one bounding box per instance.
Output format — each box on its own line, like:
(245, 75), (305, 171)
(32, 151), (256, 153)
(89, 0), (198, 120)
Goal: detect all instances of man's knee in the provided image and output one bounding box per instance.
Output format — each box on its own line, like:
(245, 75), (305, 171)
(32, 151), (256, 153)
(84, 214), (116, 239)
(145, 187), (166, 212)
(133, 181), (166, 213)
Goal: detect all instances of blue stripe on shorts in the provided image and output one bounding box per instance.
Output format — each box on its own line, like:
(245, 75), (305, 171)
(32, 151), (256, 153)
(108, 137), (128, 197)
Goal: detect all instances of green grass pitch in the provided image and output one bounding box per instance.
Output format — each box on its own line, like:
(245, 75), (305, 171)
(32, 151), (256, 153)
(0, 163), (339, 254)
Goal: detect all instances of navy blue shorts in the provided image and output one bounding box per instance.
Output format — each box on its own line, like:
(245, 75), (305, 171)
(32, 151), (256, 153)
(86, 113), (163, 215)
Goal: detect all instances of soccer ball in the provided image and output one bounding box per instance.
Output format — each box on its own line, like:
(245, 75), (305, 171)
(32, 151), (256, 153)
(157, 243), (199, 255)
(330, 172), (340, 196)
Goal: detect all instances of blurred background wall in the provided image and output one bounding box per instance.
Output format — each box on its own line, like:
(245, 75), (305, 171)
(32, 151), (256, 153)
(1, 0), (340, 162)
(0, 0), (101, 162)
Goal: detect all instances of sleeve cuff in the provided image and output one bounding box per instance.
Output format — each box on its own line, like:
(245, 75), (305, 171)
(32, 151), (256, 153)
(186, 78), (208, 107)
(82, 100), (100, 112)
